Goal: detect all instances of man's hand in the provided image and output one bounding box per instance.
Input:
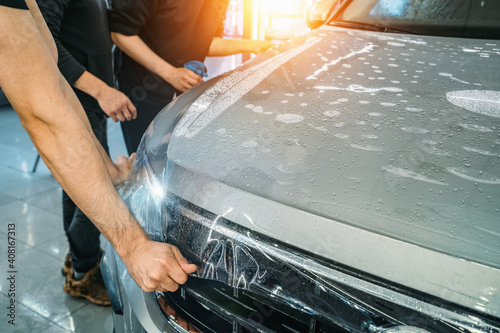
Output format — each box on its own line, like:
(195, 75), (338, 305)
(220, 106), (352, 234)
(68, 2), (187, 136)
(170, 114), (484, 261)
(124, 239), (197, 292)
(246, 40), (274, 54)
(110, 33), (205, 93)
(166, 67), (204, 93)
(110, 153), (135, 186)
(96, 86), (137, 122)
(73, 71), (137, 122)
(1, 0), (193, 298)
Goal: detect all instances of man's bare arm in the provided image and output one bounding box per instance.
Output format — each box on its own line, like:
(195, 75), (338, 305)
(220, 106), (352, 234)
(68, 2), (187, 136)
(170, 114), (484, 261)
(111, 32), (203, 92)
(208, 37), (274, 57)
(36, 0), (136, 123)
(73, 71), (137, 123)
(0, 3), (196, 292)
(59, 72), (135, 185)
(24, 0), (133, 184)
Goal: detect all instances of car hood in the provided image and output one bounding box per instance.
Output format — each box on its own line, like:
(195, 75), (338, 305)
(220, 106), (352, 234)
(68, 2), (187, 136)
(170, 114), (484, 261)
(168, 26), (500, 270)
(130, 25), (500, 318)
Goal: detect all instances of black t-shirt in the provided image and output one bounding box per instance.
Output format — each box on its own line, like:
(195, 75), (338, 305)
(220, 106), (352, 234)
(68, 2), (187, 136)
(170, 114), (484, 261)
(108, 0), (228, 102)
(0, 0), (29, 9)
(37, 0), (114, 114)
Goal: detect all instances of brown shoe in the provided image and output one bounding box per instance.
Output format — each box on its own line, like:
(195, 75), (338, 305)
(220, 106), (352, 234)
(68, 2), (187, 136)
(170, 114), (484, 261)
(63, 264), (111, 306)
(61, 253), (72, 276)
(61, 249), (103, 276)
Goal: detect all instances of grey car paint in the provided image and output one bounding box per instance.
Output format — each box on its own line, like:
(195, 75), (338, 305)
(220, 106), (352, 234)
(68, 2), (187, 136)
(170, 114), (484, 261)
(144, 26), (499, 317)
(104, 24), (500, 332)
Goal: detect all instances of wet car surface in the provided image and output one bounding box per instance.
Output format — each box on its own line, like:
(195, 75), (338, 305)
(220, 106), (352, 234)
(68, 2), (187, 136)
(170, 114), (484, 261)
(102, 1), (500, 332)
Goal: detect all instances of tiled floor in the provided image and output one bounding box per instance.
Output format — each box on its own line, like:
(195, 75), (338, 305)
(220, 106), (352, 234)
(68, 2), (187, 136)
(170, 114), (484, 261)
(0, 104), (127, 333)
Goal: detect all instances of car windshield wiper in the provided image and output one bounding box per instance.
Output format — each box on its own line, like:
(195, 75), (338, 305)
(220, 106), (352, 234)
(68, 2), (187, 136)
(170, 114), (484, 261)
(329, 20), (416, 35)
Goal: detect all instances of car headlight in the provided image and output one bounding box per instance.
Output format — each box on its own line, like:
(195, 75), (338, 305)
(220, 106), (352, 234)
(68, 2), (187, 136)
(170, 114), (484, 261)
(153, 192), (499, 333)
(118, 140), (164, 242)
(117, 77), (221, 240)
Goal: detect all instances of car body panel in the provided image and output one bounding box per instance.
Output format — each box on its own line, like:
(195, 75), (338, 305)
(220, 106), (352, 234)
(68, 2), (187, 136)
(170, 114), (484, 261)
(164, 25), (500, 270)
(106, 20), (500, 333)
(162, 158), (500, 320)
(103, 242), (184, 333)
(141, 25), (500, 319)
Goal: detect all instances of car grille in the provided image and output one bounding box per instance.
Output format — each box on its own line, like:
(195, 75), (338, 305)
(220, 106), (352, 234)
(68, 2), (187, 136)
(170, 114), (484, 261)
(157, 277), (351, 333)
(155, 194), (500, 333)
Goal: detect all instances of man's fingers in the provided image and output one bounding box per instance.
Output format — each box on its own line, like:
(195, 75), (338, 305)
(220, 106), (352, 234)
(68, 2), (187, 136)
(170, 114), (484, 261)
(189, 77), (203, 86)
(165, 262), (190, 285)
(127, 100), (137, 119)
(121, 107), (132, 121)
(157, 277), (180, 292)
(171, 67), (203, 92)
(182, 79), (199, 91)
(195, 73), (204, 84)
(147, 263), (183, 291)
(149, 247), (190, 285)
(172, 247), (197, 274)
(140, 281), (156, 293)
(184, 69), (203, 87)
(181, 262), (198, 274)
(186, 71), (203, 84)
(125, 241), (196, 293)
(110, 113), (118, 122)
(176, 255), (197, 274)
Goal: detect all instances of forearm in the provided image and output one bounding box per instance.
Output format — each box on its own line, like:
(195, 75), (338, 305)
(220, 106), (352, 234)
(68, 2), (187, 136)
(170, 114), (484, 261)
(208, 37), (274, 56)
(21, 81), (149, 255)
(23, 0), (118, 176)
(0, 5), (147, 258)
(111, 32), (175, 82)
(1, 0), (196, 293)
(73, 70), (110, 101)
(72, 68), (137, 124)
(111, 32), (204, 92)
(61, 76), (120, 180)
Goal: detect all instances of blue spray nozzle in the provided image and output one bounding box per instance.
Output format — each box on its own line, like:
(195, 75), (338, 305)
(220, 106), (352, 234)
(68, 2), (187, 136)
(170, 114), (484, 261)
(184, 60), (208, 77)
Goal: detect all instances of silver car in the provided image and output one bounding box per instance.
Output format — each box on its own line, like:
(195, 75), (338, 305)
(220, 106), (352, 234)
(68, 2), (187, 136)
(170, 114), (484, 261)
(102, 0), (500, 332)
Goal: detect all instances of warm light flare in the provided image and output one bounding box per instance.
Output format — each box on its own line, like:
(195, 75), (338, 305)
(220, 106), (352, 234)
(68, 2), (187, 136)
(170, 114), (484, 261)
(266, 0), (308, 16)
(260, 0), (312, 40)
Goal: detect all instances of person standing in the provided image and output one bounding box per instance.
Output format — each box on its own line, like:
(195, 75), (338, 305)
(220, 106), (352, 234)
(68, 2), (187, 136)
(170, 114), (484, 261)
(36, 0), (137, 305)
(108, 0), (274, 155)
(0, 0), (197, 298)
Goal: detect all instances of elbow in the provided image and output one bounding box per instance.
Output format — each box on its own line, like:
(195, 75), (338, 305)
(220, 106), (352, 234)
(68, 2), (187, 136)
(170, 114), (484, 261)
(207, 38), (223, 57)
(110, 31), (120, 46)
(110, 31), (131, 50)
(16, 75), (68, 132)
(16, 104), (49, 144)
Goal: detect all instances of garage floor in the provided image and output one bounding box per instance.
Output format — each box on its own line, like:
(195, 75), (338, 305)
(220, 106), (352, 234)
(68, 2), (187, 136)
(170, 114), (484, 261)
(0, 55), (238, 333)
(0, 104), (128, 332)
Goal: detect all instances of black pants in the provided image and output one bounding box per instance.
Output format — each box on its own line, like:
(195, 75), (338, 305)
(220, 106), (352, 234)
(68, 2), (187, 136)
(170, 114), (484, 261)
(63, 112), (109, 273)
(118, 76), (176, 155)
(120, 97), (169, 155)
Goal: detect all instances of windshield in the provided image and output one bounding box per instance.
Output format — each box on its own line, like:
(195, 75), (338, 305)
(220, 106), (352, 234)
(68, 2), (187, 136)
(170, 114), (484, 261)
(330, 0), (500, 39)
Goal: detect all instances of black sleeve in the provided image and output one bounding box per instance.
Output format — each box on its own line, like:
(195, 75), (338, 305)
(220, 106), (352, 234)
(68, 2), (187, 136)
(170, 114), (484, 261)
(0, 0), (29, 9)
(108, 0), (157, 36)
(36, 0), (86, 85)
